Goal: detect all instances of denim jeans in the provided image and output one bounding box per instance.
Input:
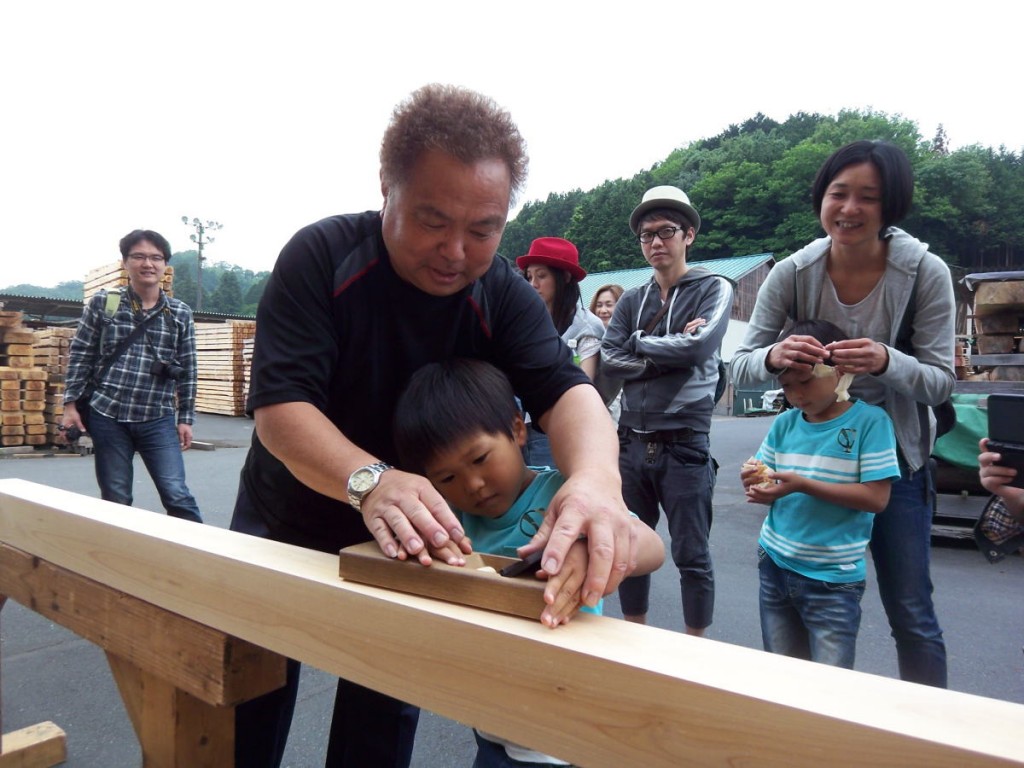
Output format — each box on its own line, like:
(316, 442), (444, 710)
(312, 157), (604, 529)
(758, 548), (864, 669)
(89, 411), (202, 523)
(522, 423), (555, 470)
(616, 429), (716, 629)
(230, 481), (420, 768)
(869, 465), (947, 687)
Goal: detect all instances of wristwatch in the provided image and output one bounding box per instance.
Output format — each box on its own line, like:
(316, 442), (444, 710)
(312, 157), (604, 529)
(346, 461), (393, 511)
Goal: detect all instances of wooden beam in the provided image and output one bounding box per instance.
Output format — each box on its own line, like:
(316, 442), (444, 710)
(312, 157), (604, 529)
(0, 479), (1022, 768)
(0, 723), (66, 768)
(0, 543), (284, 706)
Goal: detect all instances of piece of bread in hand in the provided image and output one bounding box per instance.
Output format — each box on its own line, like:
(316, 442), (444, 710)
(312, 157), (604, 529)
(743, 457), (774, 488)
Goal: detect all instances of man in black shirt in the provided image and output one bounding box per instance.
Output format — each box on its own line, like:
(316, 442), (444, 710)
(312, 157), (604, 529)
(233, 84), (634, 767)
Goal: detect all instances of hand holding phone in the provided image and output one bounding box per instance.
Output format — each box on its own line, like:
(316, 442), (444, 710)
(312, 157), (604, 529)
(985, 393), (1024, 490)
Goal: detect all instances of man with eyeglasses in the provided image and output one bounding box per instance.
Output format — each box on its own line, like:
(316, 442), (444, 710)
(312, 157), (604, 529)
(601, 186), (733, 637)
(63, 229), (203, 524)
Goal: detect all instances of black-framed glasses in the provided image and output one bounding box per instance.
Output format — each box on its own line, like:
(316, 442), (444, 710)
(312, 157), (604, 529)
(127, 253), (166, 263)
(638, 226), (686, 244)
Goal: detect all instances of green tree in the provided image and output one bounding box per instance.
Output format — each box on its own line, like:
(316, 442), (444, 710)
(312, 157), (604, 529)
(209, 270), (243, 314)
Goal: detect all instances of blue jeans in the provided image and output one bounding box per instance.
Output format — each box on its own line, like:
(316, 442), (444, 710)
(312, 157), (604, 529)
(230, 481), (420, 768)
(617, 429), (716, 629)
(869, 465), (947, 687)
(522, 423), (555, 470)
(758, 549), (864, 669)
(89, 412), (202, 523)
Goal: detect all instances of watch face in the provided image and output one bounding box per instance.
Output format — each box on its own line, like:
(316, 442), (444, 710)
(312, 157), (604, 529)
(350, 469), (376, 493)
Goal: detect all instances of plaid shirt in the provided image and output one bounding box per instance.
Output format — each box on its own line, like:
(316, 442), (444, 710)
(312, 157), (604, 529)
(65, 288), (197, 424)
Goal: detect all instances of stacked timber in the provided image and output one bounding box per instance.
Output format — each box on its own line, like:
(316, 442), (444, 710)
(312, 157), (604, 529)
(973, 278), (1024, 382)
(194, 321), (256, 416)
(241, 336), (255, 412)
(0, 314), (74, 448)
(0, 313), (48, 447)
(83, 261), (173, 301)
(33, 328), (75, 445)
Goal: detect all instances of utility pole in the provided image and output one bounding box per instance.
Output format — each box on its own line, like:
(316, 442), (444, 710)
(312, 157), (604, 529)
(181, 216), (223, 311)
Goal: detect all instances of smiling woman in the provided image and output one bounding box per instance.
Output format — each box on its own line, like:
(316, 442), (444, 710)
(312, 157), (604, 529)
(731, 140), (956, 690)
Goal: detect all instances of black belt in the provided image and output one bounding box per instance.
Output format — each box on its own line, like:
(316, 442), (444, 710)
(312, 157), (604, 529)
(619, 426), (698, 443)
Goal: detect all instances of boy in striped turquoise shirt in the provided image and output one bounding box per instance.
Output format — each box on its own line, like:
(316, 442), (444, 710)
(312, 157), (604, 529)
(740, 320), (899, 669)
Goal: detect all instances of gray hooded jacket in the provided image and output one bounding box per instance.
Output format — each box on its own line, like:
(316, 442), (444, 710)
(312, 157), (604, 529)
(601, 267), (734, 434)
(730, 227), (955, 471)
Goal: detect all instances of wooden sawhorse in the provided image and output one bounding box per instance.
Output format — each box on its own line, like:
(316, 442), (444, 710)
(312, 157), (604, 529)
(0, 543), (286, 767)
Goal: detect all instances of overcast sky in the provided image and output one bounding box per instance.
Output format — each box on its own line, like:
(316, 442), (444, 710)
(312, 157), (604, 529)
(2, 1), (1020, 289)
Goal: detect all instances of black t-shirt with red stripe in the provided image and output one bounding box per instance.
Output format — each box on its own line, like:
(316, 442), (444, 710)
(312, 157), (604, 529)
(237, 212), (586, 552)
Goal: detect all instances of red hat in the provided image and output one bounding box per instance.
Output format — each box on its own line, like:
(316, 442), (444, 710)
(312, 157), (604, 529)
(516, 237), (587, 282)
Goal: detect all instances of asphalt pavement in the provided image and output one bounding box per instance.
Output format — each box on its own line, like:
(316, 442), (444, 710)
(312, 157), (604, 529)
(1, 413), (1021, 767)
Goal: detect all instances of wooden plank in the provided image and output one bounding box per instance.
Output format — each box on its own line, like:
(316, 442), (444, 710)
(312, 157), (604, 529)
(0, 722), (66, 767)
(338, 541), (545, 619)
(0, 543), (285, 706)
(107, 654), (234, 767)
(0, 479), (1022, 767)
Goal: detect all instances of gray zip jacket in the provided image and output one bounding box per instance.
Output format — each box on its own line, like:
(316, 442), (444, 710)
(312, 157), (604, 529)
(730, 227), (955, 471)
(601, 267), (734, 433)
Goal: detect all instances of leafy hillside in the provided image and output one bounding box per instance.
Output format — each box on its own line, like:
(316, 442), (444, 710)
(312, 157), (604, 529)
(502, 109), (1022, 275)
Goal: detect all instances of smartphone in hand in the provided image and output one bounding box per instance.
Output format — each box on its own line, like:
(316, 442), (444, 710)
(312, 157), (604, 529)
(987, 393), (1024, 489)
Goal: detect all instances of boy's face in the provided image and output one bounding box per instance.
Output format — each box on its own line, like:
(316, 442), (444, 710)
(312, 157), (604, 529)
(778, 366), (845, 422)
(422, 417), (534, 519)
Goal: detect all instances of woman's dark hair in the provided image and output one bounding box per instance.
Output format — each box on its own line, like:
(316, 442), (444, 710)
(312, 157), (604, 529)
(523, 265), (580, 336)
(393, 359), (520, 474)
(781, 319), (850, 364)
(811, 140), (915, 236)
(119, 229), (172, 263)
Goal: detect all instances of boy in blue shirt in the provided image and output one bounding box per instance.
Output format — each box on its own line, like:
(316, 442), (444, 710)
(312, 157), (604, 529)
(394, 358), (663, 767)
(741, 320), (899, 669)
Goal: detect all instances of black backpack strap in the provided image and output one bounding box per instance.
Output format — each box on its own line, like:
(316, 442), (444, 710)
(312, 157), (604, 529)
(90, 310), (164, 387)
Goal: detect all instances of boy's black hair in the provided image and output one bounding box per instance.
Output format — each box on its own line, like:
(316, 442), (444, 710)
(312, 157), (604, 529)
(393, 359), (520, 474)
(781, 319), (850, 366)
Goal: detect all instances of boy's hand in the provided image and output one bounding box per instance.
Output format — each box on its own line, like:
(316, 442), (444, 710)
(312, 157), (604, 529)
(537, 539), (587, 628)
(425, 538), (472, 567)
(745, 470), (801, 505)
(740, 457), (773, 490)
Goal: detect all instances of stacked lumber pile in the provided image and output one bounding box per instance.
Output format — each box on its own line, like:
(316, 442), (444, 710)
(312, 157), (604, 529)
(0, 311), (48, 447)
(83, 261), (173, 301)
(973, 278), (1024, 382)
(194, 321), (256, 416)
(33, 328), (75, 445)
(242, 336), (255, 411)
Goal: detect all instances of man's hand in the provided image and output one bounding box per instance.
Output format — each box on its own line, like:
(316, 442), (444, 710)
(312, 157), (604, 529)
(61, 401), (86, 433)
(979, 438), (1024, 520)
(519, 469), (636, 609)
(359, 469), (471, 565)
(178, 423), (193, 451)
